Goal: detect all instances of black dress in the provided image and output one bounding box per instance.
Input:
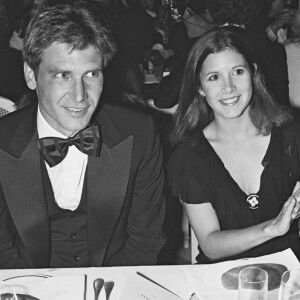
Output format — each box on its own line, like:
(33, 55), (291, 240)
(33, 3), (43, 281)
(168, 122), (300, 263)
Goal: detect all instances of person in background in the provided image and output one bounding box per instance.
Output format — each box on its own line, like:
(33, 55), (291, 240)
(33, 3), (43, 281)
(0, 2), (165, 269)
(265, 0), (297, 44)
(152, 0), (212, 109)
(168, 27), (300, 264)
(284, 2), (300, 109)
(0, 0), (32, 104)
(207, 0), (290, 106)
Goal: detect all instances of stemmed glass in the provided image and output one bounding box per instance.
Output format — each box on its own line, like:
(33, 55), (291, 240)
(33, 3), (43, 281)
(278, 269), (300, 300)
(0, 283), (18, 300)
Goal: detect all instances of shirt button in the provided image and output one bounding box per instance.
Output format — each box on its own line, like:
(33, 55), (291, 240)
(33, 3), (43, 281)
(70, 213), (76, 218)
(71, 233), (77, 240)
(74, 256), (80, 262)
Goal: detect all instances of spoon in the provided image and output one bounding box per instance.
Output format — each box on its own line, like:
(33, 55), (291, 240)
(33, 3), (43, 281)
(93, 278), (104, 300)
(104, 281), (114, 300)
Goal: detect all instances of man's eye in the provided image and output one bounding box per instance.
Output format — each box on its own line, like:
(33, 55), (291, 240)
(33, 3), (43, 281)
(85, 71), (101, 78)
(55, 72), (71, 79)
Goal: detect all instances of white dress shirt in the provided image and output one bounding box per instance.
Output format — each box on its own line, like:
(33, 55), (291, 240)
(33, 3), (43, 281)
(37, 107), (88, 210)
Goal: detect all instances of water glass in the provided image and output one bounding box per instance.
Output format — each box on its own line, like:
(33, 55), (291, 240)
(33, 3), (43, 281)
(153, 64), (164, 82)
(279, 269), (300, 300)
(238, 267), (268, 300)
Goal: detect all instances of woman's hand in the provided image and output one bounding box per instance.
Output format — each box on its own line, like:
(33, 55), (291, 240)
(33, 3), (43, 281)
(269, 181), (300, 236)
(291, 181), (300, 219)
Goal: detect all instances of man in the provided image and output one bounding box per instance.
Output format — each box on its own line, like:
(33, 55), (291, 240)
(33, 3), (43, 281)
(0, 2), (165, 268)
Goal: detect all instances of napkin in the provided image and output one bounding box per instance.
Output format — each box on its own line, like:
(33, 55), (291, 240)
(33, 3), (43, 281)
(4, 274), (86, 300)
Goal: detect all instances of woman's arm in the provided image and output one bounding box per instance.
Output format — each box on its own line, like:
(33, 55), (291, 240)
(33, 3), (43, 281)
(185, 184), (300, 261)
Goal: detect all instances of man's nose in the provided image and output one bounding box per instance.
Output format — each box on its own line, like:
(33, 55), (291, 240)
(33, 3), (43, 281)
(71, 78), (87, 102)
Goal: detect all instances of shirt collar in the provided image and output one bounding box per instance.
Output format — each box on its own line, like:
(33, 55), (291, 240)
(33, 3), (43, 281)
(37, 105), (68, 139)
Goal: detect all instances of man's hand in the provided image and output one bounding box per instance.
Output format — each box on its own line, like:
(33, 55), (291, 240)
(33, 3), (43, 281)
(269, 9), (296, 34)
(9, 30), (24, 51)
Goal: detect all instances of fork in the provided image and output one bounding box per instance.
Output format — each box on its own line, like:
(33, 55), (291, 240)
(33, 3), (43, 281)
(104, 280), (114, 300)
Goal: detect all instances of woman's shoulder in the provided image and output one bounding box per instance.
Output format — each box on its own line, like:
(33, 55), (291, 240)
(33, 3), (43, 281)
(169, 132), (209, 160)
(167, 132), (217, 203)
(280, 117), (300, 133)
(274, 117), (300, 147)
(167, 131), (217, 176)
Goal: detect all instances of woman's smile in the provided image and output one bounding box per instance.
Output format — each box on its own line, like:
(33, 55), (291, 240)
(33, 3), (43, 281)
(219, 96), (240, 106)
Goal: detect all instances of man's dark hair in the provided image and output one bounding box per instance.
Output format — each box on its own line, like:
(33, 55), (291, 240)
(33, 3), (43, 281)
(23, 2), (117, 76)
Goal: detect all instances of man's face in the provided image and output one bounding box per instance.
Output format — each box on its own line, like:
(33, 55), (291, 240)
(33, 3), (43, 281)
(25, 42), (104, 136)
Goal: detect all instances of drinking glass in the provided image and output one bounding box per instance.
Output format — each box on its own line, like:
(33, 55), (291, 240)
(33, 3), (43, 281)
(153, 64), (164, 82)
(0, 283), (18, 300)
(238, 267), (268, 300)
(278, 269), (300, 300)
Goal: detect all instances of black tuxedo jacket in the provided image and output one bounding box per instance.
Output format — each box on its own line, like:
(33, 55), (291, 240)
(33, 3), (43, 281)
(0, 103), (166, 268)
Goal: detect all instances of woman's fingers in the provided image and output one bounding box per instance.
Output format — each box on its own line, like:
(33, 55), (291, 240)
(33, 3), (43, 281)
(291, 196), (300, 219)
(291, 182), (300, 219)
(292, 181), (300, 195)
(278, 197), (295, 224)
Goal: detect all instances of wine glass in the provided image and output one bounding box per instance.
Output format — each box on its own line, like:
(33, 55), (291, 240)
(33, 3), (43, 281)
(278, 269), (300, 300)
(0, 283), (18, 300)
(238, 267), (268, 300)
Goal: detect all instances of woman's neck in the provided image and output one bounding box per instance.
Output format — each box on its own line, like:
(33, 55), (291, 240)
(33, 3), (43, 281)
(204, 113), (258, 142)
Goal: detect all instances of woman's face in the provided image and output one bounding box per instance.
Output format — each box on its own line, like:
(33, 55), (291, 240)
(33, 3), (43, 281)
(199, 49), (255, 121)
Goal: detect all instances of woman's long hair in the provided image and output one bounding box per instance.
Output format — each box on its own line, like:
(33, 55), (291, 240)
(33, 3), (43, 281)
(170, 27), (292, 145)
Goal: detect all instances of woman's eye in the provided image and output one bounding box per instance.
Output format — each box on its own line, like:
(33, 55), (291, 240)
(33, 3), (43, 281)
(233, 68), (245, 75)
(208, 74), (219, 81)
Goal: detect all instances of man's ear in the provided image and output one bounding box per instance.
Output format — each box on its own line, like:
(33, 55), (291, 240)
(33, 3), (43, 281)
(24, 62), (37, 90)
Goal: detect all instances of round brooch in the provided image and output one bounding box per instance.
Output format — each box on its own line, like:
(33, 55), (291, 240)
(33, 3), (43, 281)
(246, 194), (259, 209)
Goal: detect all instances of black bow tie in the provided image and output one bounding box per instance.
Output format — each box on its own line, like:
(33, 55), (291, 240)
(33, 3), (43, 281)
(37, 125), (101, 167)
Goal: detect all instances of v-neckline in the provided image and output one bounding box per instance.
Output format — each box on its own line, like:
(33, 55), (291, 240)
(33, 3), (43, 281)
(201, 130), (274, 198)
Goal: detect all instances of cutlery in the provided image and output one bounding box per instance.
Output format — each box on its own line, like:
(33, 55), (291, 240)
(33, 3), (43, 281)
(104, 280), (114, 300)
(93, 278), (104, 300)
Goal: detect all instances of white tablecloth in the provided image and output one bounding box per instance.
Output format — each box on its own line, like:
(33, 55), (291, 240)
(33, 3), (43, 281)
(0, 249), (299, 300)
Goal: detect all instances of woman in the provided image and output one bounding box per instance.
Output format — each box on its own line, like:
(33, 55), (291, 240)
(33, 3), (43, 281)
(206, 0), (291, 106)
(168, 27), (300, 263)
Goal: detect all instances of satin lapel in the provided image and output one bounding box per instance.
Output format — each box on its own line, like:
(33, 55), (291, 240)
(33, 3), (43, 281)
(87, 135), (133, 266)
(1, 132), (50, 267)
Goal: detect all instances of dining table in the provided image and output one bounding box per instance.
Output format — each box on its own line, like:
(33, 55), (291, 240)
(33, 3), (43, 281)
(0, 248), (299, 300)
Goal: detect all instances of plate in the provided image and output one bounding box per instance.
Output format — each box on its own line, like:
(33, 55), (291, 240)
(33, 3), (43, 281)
(3, 275), (51, 283)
